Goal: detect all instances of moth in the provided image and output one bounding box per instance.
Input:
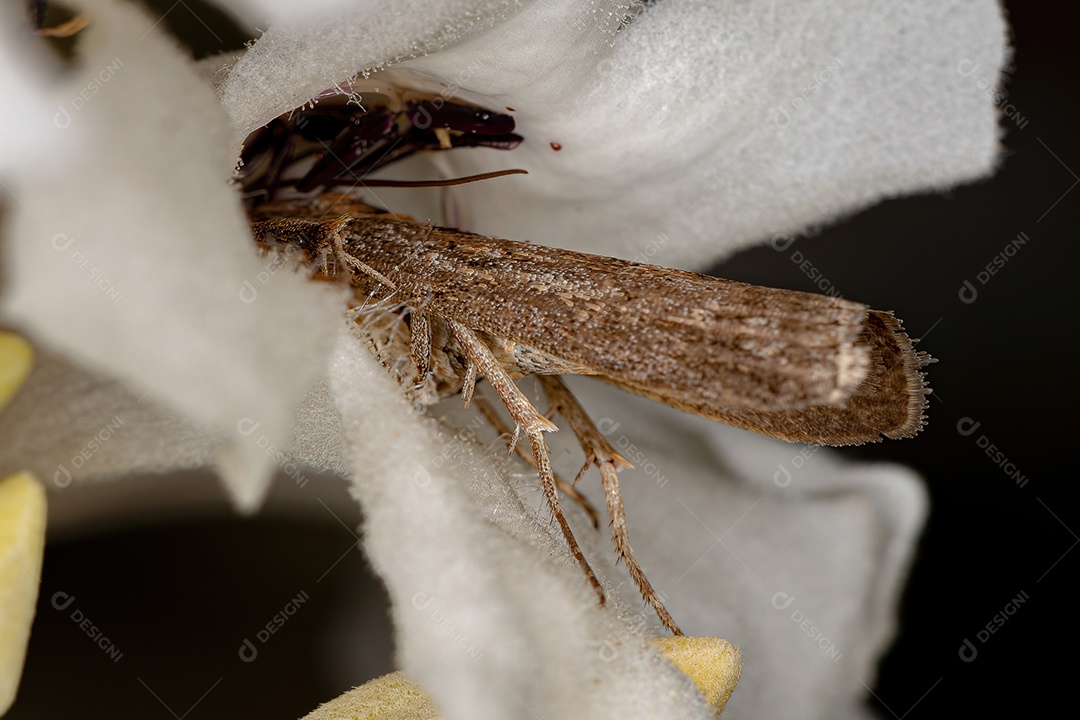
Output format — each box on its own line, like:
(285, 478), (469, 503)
(240, 87), (931, 635)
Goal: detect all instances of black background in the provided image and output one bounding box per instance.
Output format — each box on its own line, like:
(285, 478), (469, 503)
(8, 2), (1077, 718)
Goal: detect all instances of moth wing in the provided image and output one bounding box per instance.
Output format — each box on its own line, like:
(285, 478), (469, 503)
(593, 311), (931, 446)
(481, 260), (930, 445)
(251, 202), (931, 446)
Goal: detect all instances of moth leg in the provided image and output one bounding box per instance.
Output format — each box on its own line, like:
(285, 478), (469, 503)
(446, 321), (605, 605)
(473, 394), (601, 530)
(537, 375), (683, 636)
(461, 364), (479, 408)
(409, 311), (432, 381)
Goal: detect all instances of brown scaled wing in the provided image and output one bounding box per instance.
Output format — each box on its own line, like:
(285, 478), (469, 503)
(250, 195), (931, 446)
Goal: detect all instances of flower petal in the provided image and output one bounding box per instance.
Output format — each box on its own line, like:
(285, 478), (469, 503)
(0, 473), (46, 715)
(0, 0), (343, 510)
(217, 0), (541, 145)
(0, 4), (995, 719)
(301, 637), (740, 720)
(653, 636), (742, 715)
(559, 378), (927, 718)
(0, 333), (33, 408)
(392, 0), (1008, 265)
(300, 671), (440, 720)
(0, 332), (44, 716)
(328, 328), (715, 720)
(215, 0), (1006, 268)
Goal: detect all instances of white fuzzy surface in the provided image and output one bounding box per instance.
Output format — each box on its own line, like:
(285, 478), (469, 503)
(328, 328), (714, 719)
(0, 0), (344, 511)
(219, 0), (1006, 266)
(0, 0), (1005, 718)
(558, 379), (926, 719)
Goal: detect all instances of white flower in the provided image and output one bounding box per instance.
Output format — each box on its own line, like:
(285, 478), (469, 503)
(0, 0), (1006, 718)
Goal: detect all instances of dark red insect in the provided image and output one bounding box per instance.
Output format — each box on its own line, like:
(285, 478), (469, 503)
(238, 88), (523, 203)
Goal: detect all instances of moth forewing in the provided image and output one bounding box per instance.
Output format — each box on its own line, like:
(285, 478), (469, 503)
(619, 311), (930, 445)
(249, 194), (930, 447)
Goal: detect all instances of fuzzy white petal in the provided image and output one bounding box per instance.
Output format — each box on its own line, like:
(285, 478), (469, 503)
(328, 328), (713, 720)
(0, 2), (1006, 718)
(396, 0), (1008, 265)
(217, 0), (365, 28)
(0, 0), (342, 510)
(559, 380), (926, 719)
(216, 0), (1005, 266)
(218, 0), (539, 147)
(0, 5), (60, 172)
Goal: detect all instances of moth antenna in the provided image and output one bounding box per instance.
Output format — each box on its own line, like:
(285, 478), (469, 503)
(357, 169), (528, 188)
(34, 12), (88, 37)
